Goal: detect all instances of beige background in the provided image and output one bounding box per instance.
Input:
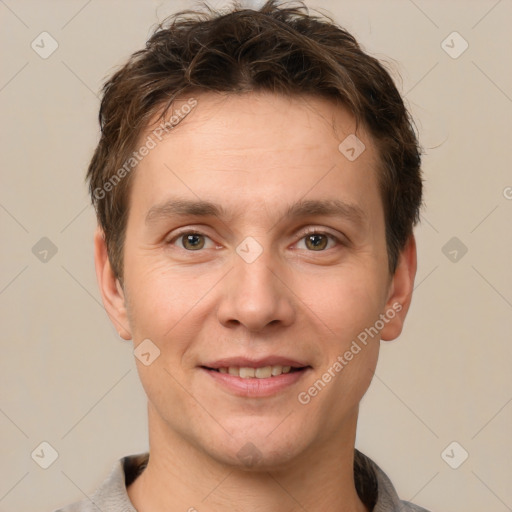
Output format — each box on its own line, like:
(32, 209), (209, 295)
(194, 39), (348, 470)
(1, 0), (511, 511)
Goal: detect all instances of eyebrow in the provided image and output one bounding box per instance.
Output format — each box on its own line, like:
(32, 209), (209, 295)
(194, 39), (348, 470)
(145, 199), (229, 224)
(145, 197), (366, 227)
(285, 199), (366, 226)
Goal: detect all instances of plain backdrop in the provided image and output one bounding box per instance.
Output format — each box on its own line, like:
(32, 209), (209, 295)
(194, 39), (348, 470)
(1, 1), (511, 511)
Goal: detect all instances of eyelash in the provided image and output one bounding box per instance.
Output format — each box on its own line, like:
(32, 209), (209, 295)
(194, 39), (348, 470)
(167, 228), (343, 251)
(296, 228), (342, 251)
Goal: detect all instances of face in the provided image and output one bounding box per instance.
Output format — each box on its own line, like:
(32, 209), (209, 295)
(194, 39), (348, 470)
(96, 92), (416, 470)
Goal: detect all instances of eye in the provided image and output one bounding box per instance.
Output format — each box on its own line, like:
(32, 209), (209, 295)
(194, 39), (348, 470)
(169, 231), (216, 251)
(296, 230), (340, 251)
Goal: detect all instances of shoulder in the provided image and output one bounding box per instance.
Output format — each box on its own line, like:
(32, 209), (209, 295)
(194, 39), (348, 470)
(53, 501), (96, 512)
(396, 501), (432, 512)
(355, 450), (433, 512)
(52, 453), (148, 512)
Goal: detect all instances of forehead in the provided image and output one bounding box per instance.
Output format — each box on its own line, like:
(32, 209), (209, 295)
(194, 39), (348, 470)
(129, 91), (381, 222)
(144, 91), (368, 152)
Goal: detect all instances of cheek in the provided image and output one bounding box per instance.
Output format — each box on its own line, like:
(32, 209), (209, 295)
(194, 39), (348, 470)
(122, 255), (233, 368)
(123, 260), (201, 342)
(295, 265), (388, 341)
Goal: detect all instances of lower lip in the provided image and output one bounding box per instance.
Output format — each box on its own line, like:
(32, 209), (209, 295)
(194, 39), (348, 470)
(202, 368), (309, 397)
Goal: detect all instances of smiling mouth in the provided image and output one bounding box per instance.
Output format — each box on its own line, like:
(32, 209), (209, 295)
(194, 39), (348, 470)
(202, 365), (308, 379)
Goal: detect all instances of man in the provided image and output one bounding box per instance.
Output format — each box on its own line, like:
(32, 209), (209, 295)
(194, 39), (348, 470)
(57, 1), (429, 510)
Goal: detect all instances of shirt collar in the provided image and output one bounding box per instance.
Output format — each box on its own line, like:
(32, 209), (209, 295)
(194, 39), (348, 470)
(80, 450), (423, 512)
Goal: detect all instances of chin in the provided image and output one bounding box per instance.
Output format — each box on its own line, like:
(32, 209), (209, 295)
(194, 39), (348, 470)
(200, 423), (313, 472)
(217, 443), (305, 472)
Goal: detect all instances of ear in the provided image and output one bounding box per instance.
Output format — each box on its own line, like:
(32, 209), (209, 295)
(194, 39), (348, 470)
(380, 234), (417, 342)
(94, 226), (132, 340)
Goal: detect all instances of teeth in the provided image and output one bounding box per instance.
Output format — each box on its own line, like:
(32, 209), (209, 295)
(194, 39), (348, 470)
(239, 367), (255, 378)
(255, 366), (272, 378)
(215, 365), (298, 378)
(271, 365), (282, 376)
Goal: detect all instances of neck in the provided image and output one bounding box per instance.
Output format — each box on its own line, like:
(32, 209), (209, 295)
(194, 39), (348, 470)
(127, 403), (368, 512)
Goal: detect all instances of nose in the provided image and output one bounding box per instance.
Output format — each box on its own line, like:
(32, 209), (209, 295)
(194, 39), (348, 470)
(216, 247), (296, 333)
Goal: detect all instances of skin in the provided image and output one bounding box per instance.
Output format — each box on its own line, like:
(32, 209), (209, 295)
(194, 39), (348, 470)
(95, 92), (416, 512)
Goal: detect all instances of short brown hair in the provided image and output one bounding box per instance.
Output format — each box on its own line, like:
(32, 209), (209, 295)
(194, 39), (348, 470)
(87, 0), (422, 279)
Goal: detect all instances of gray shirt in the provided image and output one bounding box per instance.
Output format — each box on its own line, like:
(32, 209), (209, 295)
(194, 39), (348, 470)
(54, 450), (431, 511)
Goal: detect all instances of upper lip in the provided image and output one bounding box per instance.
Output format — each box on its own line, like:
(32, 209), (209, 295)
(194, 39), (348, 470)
(202, 356), (310, 369)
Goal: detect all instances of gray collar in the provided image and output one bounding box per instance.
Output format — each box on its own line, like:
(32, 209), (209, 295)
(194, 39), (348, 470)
(56, 451), (430, 512)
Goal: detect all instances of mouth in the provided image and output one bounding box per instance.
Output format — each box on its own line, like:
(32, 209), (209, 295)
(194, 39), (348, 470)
(202, 365), (305, 378)
(200, 358), (311, 397)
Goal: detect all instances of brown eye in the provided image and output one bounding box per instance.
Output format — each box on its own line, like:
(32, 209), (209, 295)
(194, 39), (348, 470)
(181, 233), (206, 250)
(304, 233), (329, 251)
